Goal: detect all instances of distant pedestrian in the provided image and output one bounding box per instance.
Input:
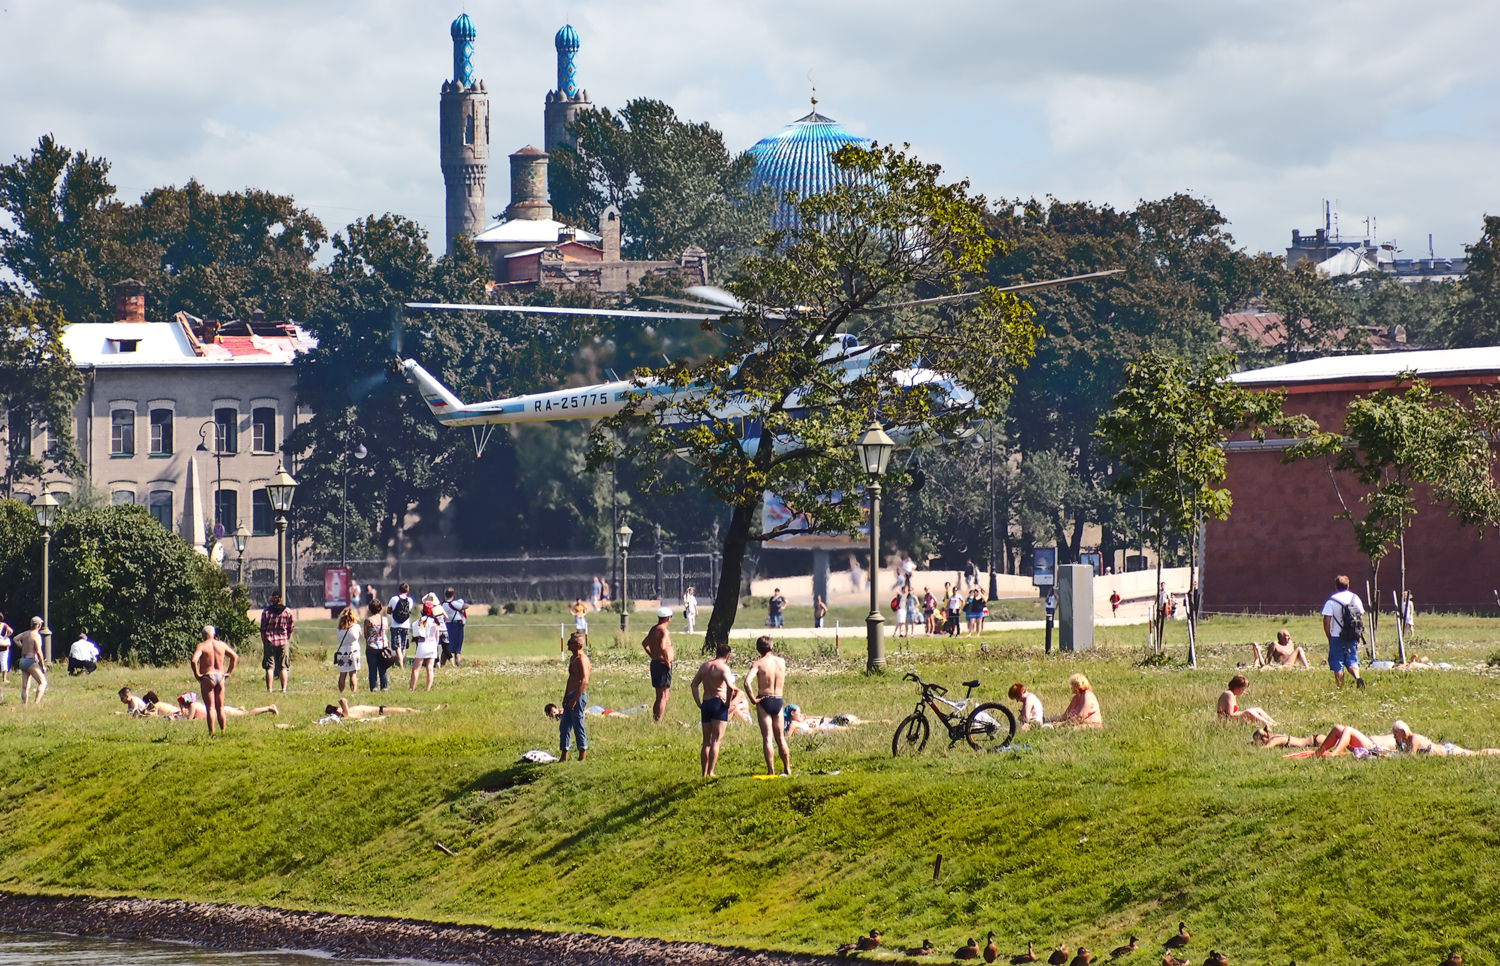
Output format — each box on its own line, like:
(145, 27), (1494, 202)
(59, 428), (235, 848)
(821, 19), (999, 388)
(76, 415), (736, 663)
(849, 556), (863, 592)
(410, 595), (441, 691)
(363, 600), (391, 692)
(946, 587), (963, 637)
(0, 612), (13, 685)
(68, 631), (99, 674)
(683, 586), (699, 634)
(922, 587), (937, 634)
(1321, 575), (1366, 690)
(590, 575), (603, 611)
(904, 591), (920, 637)
(1155, 581), (1169, 630)
(560, 631), (590, 761)
(813, 594), (827, 629)
(333, 607), (362, 693)
(642, 607), (675, 722)
(902, 555), (916, 591)
(387, 583), (415, 668)
(571, 597), (590, 640)
(1399, 592), (1415, 640)
(259, 593), (294, 694)
(15, 617), (47, 705)
(768, 588), (786, 629)
(964, 560), (977, 590)
(441, 587), (468, 666)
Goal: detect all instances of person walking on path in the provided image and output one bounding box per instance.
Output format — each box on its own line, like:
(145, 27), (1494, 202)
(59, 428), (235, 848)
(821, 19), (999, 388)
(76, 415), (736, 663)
(333, 607), (362, 693)
(590, 575), (602, 611)
(15, 617), (47, 705)
(767, 588), (786, 629)
(745, 636), (789, 776)
(641, 607), (675, 722)
(1321, 575), (1366, 690)
(691, 643), (739, 778)
(813, 595), (828, 629)
(571, 598), (590, 642)
(560, 631), (590, 761)
(363, 600), (391, 692)
(387, 583), (415, 669)
(190, 625), (239, 736)
(1109, 589), (1121, 615)
(259, 593), (294, 694)
(441, 587), (468, 666)
(682, 586), (698, 634)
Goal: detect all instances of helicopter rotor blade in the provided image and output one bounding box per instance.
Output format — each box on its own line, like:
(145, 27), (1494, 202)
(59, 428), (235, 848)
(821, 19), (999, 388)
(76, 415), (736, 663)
(404, 301), (724, 321)
(683, 285), (745, 311)
(859, 269), (1125, 313)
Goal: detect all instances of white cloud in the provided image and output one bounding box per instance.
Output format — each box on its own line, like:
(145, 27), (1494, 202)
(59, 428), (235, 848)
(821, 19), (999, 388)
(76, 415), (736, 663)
(1, 0), (1497, 258)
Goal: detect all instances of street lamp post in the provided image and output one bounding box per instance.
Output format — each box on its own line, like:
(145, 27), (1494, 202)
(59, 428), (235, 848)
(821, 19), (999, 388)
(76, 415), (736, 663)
(988, 426), (999, 602)
(710, 519), (720, 596)
(265, 461), (298, 603)
(342, 439), (367, 567)
(857, 422), (895, 672)
(34, 490), (60, 662)
(232, 523), (250, 586)
(615, 523), (633, 632)
(198, 421), (226, 549)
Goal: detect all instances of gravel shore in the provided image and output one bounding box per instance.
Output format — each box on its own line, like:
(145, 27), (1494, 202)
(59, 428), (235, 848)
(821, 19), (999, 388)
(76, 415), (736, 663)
(0, 893), (841, 966)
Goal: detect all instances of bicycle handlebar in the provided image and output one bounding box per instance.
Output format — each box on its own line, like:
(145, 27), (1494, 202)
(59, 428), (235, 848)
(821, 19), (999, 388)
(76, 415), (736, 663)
(903, 672), (947, 697)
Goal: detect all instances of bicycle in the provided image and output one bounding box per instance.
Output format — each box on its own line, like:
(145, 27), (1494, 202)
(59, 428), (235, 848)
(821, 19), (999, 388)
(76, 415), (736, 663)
(891, 672), (1016, 756)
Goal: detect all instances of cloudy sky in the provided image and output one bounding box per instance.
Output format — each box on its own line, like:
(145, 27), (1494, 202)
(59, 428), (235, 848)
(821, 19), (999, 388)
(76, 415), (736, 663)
(3, 0), (1498, 260)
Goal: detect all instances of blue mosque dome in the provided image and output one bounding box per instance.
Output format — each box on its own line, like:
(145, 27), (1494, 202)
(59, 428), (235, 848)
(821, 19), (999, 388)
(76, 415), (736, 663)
(450, 13), (476, 41)
(555, 23), (580, 51)
(450, 13), (476, 86)
(748, 108), (872, 231)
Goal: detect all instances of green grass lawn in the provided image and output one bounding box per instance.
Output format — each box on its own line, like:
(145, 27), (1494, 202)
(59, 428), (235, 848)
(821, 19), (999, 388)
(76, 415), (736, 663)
(1, 611), (1498, 965)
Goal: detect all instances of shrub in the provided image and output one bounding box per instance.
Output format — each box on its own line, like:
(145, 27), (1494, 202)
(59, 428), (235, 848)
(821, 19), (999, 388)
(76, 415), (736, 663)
(1487, 651), (1500, 668)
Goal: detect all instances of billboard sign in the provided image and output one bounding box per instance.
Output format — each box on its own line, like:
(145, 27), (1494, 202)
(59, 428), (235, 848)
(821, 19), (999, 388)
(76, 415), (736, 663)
(1079, 551), (1103, 576)
(1031, 547), (1057, 587)
(323, 566), (352, 608)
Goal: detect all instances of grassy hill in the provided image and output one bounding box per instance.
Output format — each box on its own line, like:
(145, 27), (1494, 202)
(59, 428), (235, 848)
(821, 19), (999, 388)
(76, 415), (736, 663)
(1, 613), (1497, 965)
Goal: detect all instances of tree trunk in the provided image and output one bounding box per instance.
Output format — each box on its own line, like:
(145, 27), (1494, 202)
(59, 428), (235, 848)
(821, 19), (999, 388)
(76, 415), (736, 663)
(704, 500), (755, 654)
(1368, 562), (1380, 662)
(1154, 520), (1165, 655)
(1185, 513), (1198, 668)
(1397, 525), (1409, 665)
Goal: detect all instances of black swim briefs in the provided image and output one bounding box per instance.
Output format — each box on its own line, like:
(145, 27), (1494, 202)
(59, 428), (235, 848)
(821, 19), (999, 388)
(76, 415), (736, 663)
(758, 696), (785, 719)
(701, 696), (729, 723)
(650, 658), (672, 689)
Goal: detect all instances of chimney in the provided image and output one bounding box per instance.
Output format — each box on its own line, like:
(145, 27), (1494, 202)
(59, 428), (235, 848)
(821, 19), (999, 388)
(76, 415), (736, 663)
(251, 308), (265, 324)
(505, 145), (553, 222)
(599, 204), (621, 261)
(113, 279), (146, 322)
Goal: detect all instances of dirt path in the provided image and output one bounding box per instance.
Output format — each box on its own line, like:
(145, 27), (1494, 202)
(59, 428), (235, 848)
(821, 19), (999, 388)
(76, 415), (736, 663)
(0, 893), (844, 966)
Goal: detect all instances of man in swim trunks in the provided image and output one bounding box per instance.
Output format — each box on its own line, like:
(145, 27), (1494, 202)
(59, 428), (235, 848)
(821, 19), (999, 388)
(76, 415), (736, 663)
(190, 624), (239, 735)
(1251, 629), (1310, 668)
(691, 642), (738, 777)
(745, 635), (789, 776)
(641, 607), (674, 723)
(560, 630), (590, 761)
(15, 617), (47, 705)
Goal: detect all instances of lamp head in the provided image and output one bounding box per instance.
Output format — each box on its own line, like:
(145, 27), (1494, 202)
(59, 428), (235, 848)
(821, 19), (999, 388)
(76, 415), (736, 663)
(857, 422), (895, 477)
(615, 522), (633, 550)
(266, 461), (298, 513)
(34, 490), (61, 530)
(232, 522), (250, 553)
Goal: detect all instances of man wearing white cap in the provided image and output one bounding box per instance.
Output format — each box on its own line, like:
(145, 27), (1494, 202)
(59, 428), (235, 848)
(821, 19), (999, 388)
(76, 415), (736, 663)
(641, 606), (675, 723)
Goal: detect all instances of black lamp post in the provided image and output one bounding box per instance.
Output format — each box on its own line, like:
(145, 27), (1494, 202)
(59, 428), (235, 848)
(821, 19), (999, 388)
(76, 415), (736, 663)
(197, 420), (227, 548)
(232, 522), (249, 586)
(616, 523), (633, 632)
(857, 421), (894, 671)
(265, 461), (298, 602)
(33, 489), (60, 661)
(987, 426), (999, 601)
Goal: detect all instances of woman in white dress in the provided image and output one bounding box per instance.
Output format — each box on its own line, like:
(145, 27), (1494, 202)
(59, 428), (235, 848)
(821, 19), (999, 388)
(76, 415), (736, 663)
(334, 607), (362, 693)
(409, 596), (443, 691)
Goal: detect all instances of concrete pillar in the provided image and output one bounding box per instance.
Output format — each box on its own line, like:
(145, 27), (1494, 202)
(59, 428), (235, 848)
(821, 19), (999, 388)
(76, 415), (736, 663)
(1057, 563), (1093, 652)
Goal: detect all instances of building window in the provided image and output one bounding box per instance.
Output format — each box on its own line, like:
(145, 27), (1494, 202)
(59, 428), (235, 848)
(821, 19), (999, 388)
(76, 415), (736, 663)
(214, 489), (238, 532)
(465, 110), (475, 145)
(149, 490), (172, 529)
(252, 407), (276, 453)
(214, 407), (237, 454)
(111, 409), (135, 455)
(252, 488), (273, 535)
(111, 490), (135, 506)
(8, 411), (33, 457)
(149, 409), (173, 455)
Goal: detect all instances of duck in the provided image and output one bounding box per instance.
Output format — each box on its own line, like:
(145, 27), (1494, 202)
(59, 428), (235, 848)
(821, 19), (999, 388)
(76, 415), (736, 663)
(1109, 937), (1138, 959)
(1202, 954), (1228, 966)
(1010, 942), (1039, 965)
(1070, 950), (1093, 966)
(957, 938), (981, 960)
(906, 940), (936, 957)
(1048, 945), (1071, 966)
(984, 933), (999, 964)
(1162, 924), (1190, 951)
(1441, 955), (1461, 966)
(1161, 954), (1189, 966)
(838, 930), (882, 956)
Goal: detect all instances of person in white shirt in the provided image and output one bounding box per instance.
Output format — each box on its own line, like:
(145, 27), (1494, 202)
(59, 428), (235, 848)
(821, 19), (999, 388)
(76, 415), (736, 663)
(68, 632), (100, 675)
(946, 591), (964, 637)
(410, 594), (443, 691)
(1321, 575), (1366, 690)
(682, 586), (698, 634)
(0, 611), (12, 684)
(441, 587), (468, 666)
(386, 582), (415, 668)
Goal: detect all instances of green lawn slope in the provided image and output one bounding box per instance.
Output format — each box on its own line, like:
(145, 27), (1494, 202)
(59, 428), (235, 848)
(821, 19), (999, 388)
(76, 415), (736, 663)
(1, 614), (1497, 966)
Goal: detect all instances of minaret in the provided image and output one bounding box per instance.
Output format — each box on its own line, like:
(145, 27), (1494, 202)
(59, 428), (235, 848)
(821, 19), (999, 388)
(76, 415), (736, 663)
(440, 13), (489, 255)
(544, 24), (592, 154)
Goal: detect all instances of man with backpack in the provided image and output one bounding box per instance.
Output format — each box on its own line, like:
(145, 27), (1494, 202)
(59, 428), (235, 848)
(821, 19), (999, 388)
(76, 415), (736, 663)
(387, 583), (415, 669)
(1321, 575), (1366, 690)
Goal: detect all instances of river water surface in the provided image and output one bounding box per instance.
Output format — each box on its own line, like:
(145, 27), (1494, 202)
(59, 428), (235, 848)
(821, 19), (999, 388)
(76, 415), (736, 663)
(0, 933), (408, 965)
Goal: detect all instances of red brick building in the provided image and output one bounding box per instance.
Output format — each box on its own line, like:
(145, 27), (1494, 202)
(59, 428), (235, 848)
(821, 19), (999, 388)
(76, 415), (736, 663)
(1205, 347), (1500, 614)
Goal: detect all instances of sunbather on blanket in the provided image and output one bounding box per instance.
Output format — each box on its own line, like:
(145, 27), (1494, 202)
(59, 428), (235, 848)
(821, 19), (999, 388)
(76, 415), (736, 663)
(1252, 726), (1328, 749)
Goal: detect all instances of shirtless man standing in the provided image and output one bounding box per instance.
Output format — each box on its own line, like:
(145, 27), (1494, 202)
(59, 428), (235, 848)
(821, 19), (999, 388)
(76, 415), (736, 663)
(641, 607), (674, 723)
(691, 643), (738, 777)
(189, 625), (239, 735)
(560, 631), (591, 761)
(745, 636), (789, 776)
(15, 617), (47, 705)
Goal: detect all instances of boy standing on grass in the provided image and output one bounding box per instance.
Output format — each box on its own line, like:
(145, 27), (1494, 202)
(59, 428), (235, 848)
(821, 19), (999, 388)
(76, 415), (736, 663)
(691, 643), (738, 778)
(560, 631), (590, 761)
(642, 607), (674, 723)
(745, 636), (789, 776)
(259, 593), (294, 694)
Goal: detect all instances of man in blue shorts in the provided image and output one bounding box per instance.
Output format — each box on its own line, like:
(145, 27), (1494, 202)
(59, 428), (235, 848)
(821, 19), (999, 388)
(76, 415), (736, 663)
(690, 642), (738, 777)
(1320, 575), (1366, 690)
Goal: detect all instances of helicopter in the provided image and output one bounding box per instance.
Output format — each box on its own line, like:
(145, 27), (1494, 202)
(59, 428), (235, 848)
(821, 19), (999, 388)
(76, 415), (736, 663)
(396, 270), (1120, 457)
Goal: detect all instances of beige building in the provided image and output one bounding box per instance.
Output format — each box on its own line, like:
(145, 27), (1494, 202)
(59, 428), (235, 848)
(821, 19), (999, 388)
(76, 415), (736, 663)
(19, 280), (313, 568)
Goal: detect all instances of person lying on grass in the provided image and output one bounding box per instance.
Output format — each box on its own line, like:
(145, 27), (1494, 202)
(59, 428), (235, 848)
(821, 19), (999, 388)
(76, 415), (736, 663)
(1044, 674), (1103, 728)
(1251, 630), (1309, 669)
(1390, 720), (1500, 756)
(781, 705), (865, 735)
(324, 698), (429, 720)
(1252, 726), (1328, 749)
(177, 693), (278, 719)
(1217, 675), (1275, 726)
(117, 687), (147, 715)
(1315, 724), (1395, 757)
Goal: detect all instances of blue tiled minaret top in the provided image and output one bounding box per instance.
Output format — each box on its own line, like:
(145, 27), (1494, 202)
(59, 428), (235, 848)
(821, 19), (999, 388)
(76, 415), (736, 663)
(748, 107), (872, 231)
(555, 24), (580, 97)
(451, 13), (476, 86)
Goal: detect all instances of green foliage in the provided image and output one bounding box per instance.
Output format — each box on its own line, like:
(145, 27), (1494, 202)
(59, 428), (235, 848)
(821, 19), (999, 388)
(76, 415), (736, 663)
(1230, 256), (1365, 366)
(1337, 272), (1455, 348)
(0, 295), (84, 496)
(0, 500), (254, 664)
(1449, 214), (1500, 347)
(548, 99), (774, 276)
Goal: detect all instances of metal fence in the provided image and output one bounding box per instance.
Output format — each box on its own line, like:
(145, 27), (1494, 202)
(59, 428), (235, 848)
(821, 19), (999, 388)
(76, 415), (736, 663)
(234, 551), (722, 609)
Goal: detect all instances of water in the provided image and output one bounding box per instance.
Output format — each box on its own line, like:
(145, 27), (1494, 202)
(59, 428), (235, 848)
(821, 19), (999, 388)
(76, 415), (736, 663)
(0, 933), (405, 965)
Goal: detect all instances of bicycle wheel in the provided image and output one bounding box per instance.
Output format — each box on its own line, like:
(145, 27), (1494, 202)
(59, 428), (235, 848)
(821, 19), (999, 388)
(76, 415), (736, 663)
(964, 702), (1016, 751)
(891, 712), (930, 757)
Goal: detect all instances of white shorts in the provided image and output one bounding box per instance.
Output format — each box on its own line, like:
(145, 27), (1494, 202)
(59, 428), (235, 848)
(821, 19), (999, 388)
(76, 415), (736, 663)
(414, 639), (439, 661)
(574, 617), (588, 631)
(0, 642), (9, 673)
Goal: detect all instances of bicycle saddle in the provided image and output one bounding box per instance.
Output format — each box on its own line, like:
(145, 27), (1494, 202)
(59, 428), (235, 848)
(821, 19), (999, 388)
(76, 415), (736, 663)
(962, 679), (980, 689)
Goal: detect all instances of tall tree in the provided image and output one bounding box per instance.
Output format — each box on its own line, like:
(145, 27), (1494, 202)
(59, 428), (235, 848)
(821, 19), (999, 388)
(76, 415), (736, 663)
(590, 143), (1042, 651)
(0, 296), (84, 497)
(1228, 254), (1364, 367)
(1448, 214), (1500, 347)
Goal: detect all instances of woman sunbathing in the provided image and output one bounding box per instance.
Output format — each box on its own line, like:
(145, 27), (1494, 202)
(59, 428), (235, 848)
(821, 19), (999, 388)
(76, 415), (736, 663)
(1315, 724), (1396, 757)
(324, 698), (431, 719)
(1217, 675), (1275, 726)
(1252, 726), (1327, 749)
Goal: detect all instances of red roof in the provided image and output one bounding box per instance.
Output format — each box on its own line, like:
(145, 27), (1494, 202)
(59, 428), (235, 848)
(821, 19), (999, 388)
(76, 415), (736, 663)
(215, 335), (273, 356)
